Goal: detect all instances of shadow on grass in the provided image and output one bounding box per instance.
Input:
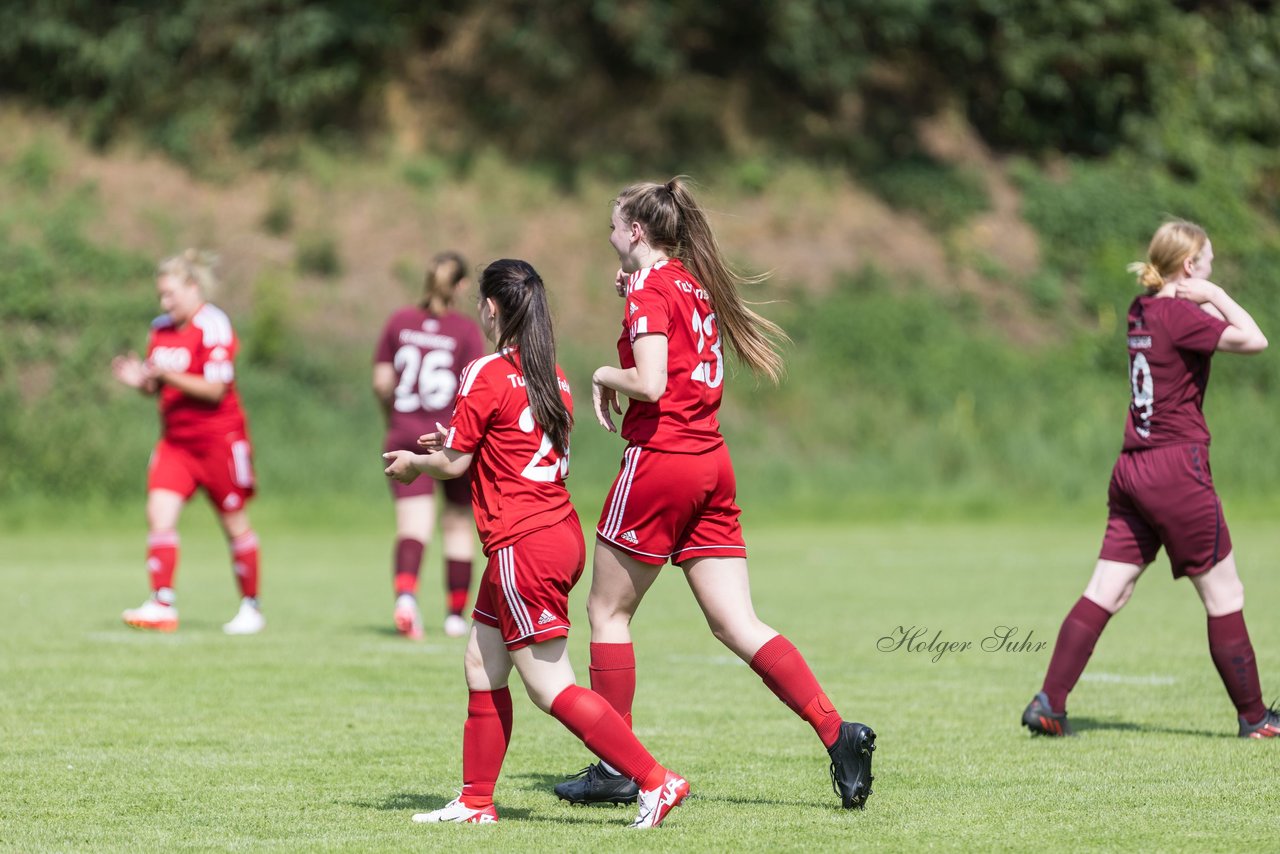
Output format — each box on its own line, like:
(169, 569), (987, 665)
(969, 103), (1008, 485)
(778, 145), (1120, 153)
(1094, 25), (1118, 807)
(1069, 717), (1232, 739)
(348, 792), (532, 820)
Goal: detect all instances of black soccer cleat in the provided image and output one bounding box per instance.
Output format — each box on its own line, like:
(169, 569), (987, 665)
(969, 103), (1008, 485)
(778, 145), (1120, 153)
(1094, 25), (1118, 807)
(1238, 705), (1280, 739)
(828, 721), (875, 809)
(1022, 691), (1073, 736)
(554, 763), (639, 805)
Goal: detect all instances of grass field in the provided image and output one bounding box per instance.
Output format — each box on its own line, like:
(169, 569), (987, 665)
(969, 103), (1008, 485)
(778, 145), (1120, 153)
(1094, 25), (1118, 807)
(2, 505), (1278, 852)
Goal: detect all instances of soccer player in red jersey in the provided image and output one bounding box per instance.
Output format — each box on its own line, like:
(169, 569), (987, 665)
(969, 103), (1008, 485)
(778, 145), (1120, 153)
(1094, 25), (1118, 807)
(383, 259), (689, 829)
(373, 252), (486, 639)
(551, 177), (875, 810)
(1023, 220), (1278, 738)
(111, 250), (264, 635)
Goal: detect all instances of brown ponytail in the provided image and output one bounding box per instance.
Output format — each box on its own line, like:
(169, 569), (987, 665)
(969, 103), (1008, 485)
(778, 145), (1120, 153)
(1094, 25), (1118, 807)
(419, 251), (469, 314)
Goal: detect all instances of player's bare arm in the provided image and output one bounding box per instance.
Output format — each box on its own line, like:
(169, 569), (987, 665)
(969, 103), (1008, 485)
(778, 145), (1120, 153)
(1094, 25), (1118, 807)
(383, 447), (472, 482)
(591, 334), (669, 431)
(1178, 278), (1268, 354)
(371, 361), (396, 419)
(152, 370), (229, 403)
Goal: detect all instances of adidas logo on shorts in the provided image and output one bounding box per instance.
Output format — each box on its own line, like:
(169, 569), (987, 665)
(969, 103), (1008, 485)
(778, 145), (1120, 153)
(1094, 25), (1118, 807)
(620, 530), (639, 545)
(537, 609), (556, 625)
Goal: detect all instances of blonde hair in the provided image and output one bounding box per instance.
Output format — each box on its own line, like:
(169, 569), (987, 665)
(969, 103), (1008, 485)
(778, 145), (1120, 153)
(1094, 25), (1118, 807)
(419, 251), (469, 314)
(157, 249), (219, 295)
(615, 176), (788, 383)
(1126, 220), (1207, 293)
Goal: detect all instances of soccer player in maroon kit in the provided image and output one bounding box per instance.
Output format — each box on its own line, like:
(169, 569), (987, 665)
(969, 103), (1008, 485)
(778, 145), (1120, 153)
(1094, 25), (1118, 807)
(112, 250), (264, 635)
(373, 252), (486, 639)
(552, 177), (876, 810)
(1023, 220), (1277, 738)
(383, 259), (690, 829)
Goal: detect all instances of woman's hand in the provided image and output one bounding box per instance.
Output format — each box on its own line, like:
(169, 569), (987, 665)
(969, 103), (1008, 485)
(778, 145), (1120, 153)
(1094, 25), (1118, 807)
(417, 422), (449, 453)
(614, 269), (628, 298)
(383, 450), (422, 484)
(592, 368), (622, 432)
(111, 353), (153, 389)
(1174, 278), (1220, 304)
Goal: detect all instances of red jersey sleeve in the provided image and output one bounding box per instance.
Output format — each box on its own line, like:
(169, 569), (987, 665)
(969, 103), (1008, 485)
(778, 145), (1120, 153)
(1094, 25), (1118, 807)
(445, 357), (498, 453)
(1167, 300), (1230, 354)
(625, 272), (673, 344)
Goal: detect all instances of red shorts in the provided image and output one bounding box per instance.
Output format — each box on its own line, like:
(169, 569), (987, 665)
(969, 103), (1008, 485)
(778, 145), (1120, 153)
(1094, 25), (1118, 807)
(596, 444), (746, 566)
(148, 435), (256, 513)
(471, 512), (585, 650)
(1099, 443), (1232, 579)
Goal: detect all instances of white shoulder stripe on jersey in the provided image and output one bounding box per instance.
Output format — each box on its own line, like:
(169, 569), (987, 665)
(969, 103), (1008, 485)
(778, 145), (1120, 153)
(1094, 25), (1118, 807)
(459, 351), (506, 397)
(193, 304), (234, 348)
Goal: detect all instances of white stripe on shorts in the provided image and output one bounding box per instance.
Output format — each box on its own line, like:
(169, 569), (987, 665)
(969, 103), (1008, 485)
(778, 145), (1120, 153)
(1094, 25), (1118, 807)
(602, 446), (641, 539)
(499, 547), (535, 639)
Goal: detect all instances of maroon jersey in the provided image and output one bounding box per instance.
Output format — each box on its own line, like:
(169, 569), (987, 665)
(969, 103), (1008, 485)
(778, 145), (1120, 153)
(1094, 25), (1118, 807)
(444, 349), (574, 554)
(374, 307), (485, 443)
(147, 303), (248, 448)
(1122, 295), (1229, 451)
(617, 258), (725, 452)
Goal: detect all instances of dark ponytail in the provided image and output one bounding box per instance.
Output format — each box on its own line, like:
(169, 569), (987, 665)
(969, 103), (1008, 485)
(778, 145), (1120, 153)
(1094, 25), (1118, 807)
(479, 259), (572, 454)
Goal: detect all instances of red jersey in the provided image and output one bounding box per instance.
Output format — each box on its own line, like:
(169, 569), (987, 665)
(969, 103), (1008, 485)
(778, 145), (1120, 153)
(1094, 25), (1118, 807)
(617, 258), (725, 452)
(374, 307), (485, 442)
(147, 303), (248, 448)
(1122, 295), (1229, 451)
(445, 349), (574, 554)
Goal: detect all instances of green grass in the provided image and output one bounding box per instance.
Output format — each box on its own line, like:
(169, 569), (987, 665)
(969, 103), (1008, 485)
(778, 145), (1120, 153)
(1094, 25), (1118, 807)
(3, 506), (1278, 851)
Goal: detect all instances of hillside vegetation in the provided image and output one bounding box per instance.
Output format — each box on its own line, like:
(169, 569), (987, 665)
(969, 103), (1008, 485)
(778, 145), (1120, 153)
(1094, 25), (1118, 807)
(3, 3), (1280, 520)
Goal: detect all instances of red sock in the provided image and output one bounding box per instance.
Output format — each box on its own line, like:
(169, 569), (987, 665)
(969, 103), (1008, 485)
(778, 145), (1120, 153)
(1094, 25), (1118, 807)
(1208, 611), (1266, 725)
(460, 688), (513, 809)
(229, 531), (259, 599)
(446, 558), (471, 615)
(750, 635), (844, 748)
(394, 538), (424, 597)
(550, 686), (665, 790)
(589, 643), (636, 729)
(147, 531), (179, 594)
(1041, 597), (1112, 713)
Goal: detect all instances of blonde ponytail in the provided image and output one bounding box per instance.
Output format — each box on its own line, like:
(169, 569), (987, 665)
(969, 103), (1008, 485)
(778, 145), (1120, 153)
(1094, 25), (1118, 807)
(1130, 220), (1207, 294)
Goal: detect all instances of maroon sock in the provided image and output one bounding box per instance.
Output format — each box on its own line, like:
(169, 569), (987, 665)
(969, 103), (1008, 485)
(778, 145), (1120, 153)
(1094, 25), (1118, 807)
(446, 558), (471, 615)
(589, 643), (636, 729)
(460, 687), (513, 809)
(1041, 597), (1112, 713)
(1208, 611), (1266, 724)
(749, 635), (844, 748)
(393, 538), (424, 597)
(549, 686), (665, 789)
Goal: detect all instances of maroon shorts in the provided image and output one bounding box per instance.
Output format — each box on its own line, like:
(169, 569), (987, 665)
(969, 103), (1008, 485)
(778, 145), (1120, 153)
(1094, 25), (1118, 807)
(596, 444), (746, 566)
(383, 434), (471, 503)
(148, 435), (256, 513)
(471, 512), (585, 650)
(1098, 443), (1231, 578)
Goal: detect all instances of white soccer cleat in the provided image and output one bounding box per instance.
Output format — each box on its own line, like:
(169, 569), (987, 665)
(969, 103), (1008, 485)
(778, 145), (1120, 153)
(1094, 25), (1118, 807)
(223, 599), (265, 635)
(122, 598), (179, 632)
(412, 797), (498, 824)
(442, 614), (467, 638)
(394, 594), (424, 640)
(629, 771), (689, 829)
